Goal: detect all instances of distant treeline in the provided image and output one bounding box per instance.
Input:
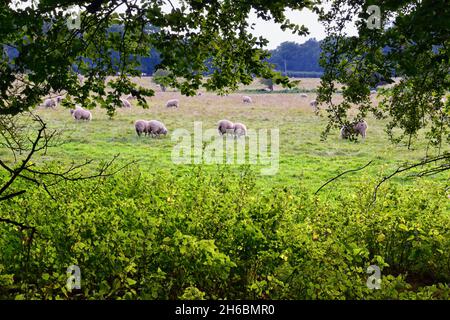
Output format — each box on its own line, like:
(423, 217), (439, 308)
(139, 38), (324, 77)
(3, 29), (323, 78)
(267, 39), (323, 77)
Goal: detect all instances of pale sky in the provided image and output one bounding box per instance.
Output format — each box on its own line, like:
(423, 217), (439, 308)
(249, 8), (359, 50)
(248, 9), (325, 49)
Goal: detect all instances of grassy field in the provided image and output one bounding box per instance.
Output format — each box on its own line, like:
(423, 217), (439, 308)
(1, 78), (449, 300)
(4, 77), (447, 195)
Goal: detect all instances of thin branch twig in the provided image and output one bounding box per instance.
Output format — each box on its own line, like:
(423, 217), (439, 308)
(315, 160), (374, 195)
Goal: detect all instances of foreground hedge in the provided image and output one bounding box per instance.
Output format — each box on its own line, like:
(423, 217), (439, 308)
(1, 166), (449, 300)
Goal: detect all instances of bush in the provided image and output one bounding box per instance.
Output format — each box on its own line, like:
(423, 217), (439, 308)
(0, 166), (449, 299)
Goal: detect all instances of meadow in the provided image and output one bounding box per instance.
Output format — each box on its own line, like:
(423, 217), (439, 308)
(0, 78), (449, 300)
(4, 77), (446, 192)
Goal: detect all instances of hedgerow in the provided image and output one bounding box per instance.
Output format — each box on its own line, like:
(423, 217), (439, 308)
(1, 166), (449, 300)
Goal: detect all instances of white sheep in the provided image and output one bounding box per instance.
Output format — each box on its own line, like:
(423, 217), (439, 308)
(233, 122), (247, 137)
(135, 120), (149, 137)
(70, 106), (92, 121)
(217, 119), (235, 136)
(147, 120), (168, 137)
(166, 99), (179, 108)
(340, 120), (368, 140)
(120, 98), (132, 108)
(43, 98), (57, 109)
(243, 96), (253, 104)
(310, 99), (319, 112)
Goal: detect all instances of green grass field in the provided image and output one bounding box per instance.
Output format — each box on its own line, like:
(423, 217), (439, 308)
(6, 77), (447, 195)
(1, 78), (449, 300)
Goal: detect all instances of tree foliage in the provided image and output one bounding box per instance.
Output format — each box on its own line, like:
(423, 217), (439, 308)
(268, 38), (323, 74)
(316, 0), (449, 176)
(1, 0), (310, 117)
(152, 68), (171, 92)
(317, 0), (449, 141)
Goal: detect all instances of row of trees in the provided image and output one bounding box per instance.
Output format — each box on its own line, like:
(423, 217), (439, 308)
(102, 35), (324, 76)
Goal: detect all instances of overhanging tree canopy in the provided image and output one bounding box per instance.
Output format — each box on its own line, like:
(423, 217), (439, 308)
(1, 0), (310, 117)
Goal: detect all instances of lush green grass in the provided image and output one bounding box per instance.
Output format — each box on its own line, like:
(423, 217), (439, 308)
(3, 82), (447, 196)
(1, 79), (449, 300)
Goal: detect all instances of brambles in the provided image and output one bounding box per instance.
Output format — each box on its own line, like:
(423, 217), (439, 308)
(1, 166), (449, 300)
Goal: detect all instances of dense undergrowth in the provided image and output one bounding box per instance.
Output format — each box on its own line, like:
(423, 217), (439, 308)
(1, 165), (449, 300)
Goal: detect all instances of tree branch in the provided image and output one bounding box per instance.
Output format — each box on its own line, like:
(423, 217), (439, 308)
(371, 154), (450, 206)
(315, 160), (374, 195)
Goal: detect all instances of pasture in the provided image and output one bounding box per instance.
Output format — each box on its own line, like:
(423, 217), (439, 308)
(1, 78), (449, 300)
(6, 78), (446, 193)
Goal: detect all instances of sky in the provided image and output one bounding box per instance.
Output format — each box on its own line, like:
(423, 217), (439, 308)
(249, 9), (327, 50)
(249, 8), (359, 50)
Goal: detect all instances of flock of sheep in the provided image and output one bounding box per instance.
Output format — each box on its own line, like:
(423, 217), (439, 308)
(40, 89), (368, 140)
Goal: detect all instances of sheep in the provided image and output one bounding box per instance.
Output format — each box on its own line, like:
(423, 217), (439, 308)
(243, 96), (252, 104)
(56, 96), (63, 104)
(70, 107), (92, 121)
(217, 119), (235, 136)
(233, 122), (247, 137)
(147, 120), (168, 137)
(135, 120), (149, 137)
(340, 120), (368, 140)
(43, 98), (57, 109)
(120, 98), (132, 108)
(310, 99), (319, 112)
(166, 99), (179, 108)
(300, 93), (308, 98)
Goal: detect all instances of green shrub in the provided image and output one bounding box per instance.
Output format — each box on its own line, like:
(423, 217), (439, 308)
(0, 166), (449, 299)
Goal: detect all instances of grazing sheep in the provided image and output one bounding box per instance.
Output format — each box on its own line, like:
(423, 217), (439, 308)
(166, 99), (179, 108)
(233, 122), (247, 137)
(243, 96), (253, 104)
(340, 120), (368, 140)
(43, 98), (57, 109)
(300, 93), (308, 98)
(56, 96), (63, 104)
(135, 120), (149, 137)
(147, 120), (168, 137)
(310, 100), (319, 112)
(217, 119), (235, 136)
(70, 107), (92, 121)
(120, 98), (132, 108)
